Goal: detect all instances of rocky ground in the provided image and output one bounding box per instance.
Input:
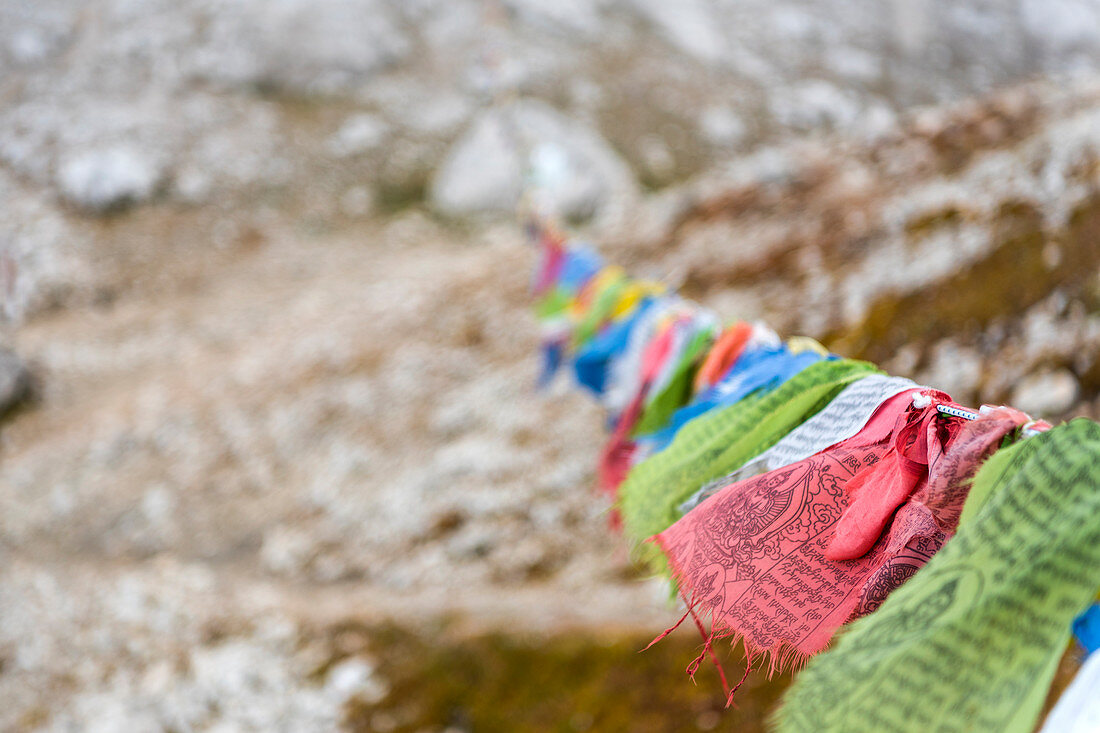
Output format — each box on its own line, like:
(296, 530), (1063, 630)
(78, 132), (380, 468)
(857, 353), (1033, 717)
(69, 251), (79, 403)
(2, 2), (1100, 732)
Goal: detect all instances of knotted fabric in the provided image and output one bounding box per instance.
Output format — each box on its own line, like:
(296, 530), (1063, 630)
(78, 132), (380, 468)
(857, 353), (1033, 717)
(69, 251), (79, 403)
(680, 375), (919, 515)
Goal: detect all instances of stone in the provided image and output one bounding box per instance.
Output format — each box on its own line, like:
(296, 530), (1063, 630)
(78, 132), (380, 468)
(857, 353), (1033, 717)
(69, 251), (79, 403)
(428, 109), (524, 216)
(325, 657), (387, 704)
(260, 526), (316, 576)
(57, 146), (163, 212)
(916, 341), (984, 406)
(0, 2), (75, 67)
(699, 105), (747, 147)
(192, 0), (410, 94)
(326, 114), (389, 158)
(339, 186), (375, 218)
(396, 92), (473, 137)
(1009, 368), (1081, 418)
(770, 80), (862, 131)
(429, 100), (637, 224)
(506, 0), (605, 38)
(630, 0), (728, 66)
(1020, 0), (1100, 48)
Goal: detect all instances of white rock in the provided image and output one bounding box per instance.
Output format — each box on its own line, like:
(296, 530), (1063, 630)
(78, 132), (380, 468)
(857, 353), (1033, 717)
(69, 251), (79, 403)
(326, 657), (371, 696)
(771, 80), (863, 131)
(630, 0), (727, 66)
(429, 100), (636, 223)
(2, 3), (74, 66)
(398, 92), (474, 137)
(699, 106), (747, 147)
(193, 0), (410, 94)
(638, 135), (675, 181)
(260, 526), (316, 575)
(57, 146), (163, 212)
(855, 103), (900, 141)
(325, 657), (386, 704)
(327, 113), (389, 158)
(890, 0), (933, 54)
(172, 166), (213, 204)
(140, 485), (175, 525)
(506, 0), (605, 38)
(1010, 368), (1080, 418)
(339, 186), (375, 217)
(9, 29), (52, 65)
(1020, 0), (1100, 48)
(918, 341), (984, 404)
(825, 46), (881, 82)
(429, 109), (524, 215)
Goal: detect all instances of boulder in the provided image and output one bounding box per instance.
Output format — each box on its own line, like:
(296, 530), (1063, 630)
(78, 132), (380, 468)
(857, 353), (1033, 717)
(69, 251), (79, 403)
(429, 100), (637, 224)
(326, 113), (389, 158)
(192, 0), (409, 94)
(1009, 368), (1081, 418)
(57, 146), (163, 213)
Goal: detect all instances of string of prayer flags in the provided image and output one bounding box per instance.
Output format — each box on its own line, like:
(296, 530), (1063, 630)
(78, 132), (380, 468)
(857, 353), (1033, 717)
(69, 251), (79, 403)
(521, 211), (1100, 726)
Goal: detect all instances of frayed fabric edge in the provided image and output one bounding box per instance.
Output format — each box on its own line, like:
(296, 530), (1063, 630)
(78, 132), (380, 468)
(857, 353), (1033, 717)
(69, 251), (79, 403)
(645, 534), (817, 707)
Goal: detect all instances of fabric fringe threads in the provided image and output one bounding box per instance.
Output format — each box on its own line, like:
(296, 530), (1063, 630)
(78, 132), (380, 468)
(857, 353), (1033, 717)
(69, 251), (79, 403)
(523, 212), (1099, 731)
(651, 535), (809, 681)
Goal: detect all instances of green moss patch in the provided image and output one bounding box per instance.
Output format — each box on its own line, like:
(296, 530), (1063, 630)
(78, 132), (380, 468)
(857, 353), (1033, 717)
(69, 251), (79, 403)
(338, 622), (793, 733)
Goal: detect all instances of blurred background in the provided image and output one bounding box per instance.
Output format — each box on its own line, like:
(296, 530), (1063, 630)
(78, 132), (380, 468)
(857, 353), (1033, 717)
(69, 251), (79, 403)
(2, 1), (1100, 731)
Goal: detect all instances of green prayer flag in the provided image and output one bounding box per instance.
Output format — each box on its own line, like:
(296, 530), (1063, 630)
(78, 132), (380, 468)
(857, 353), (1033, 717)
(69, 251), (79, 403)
(775, 418), (1100, 733)
(534, 287), (571, 321)
(631, 328), (714, 437)
(573, 271), (627, 347)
